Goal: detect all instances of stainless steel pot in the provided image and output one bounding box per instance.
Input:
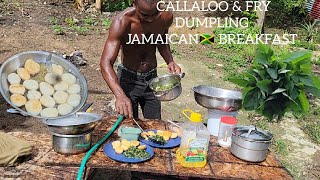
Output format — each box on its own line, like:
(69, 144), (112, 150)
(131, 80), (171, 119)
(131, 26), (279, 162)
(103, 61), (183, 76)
(149, 73), (184, 101)
(0, 51), (88, 119)
(192, 85), (242, 112)
(52, 131), (92, 154)
(43, 112), (102, 135)
(230, 126), (273, 162)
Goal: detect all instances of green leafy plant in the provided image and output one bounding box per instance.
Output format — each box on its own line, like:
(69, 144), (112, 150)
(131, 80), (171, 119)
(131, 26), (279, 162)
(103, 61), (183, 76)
(65, 17), (78, 27)
(103, 0), (132, 12)
(73, 26), (88, 35)
(102, 18), (111, 29)
(301, 20), (319, 43)
(230, 43), (320, 121)
(83, 16), (98, 26)
(48, 17), (58, 25)
(52, 25), (65, 35)
(275, 140), (288, 156)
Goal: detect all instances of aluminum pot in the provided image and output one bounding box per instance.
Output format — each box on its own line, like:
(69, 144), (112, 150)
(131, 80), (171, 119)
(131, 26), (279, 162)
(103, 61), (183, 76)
(149, 73), (185, 101)
(192, 85), (242, 112)
(52, 131), (92, 154)
(44, 112), (102, 135)
(0, 51), (88, 119)
(230, 126), (273, 162)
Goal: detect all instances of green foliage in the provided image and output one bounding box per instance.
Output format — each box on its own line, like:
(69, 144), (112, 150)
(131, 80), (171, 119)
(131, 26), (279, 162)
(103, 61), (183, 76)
(83, 17), (98, 26)
(242, 11), (257, 27)
(103, 0), (132, 12)
(230, 43), (320, 121)
(291, 40), (317, 51)
(275, 140), (288, 156)
(73, 26), (88, 35)
(65, 17), (78, 27)
(270, 0), (307, 17)
(52, 25), (65, 35)
(48, 17), (58, 25)
(301, 20), (319, 43)
(102, 18), (112, 29)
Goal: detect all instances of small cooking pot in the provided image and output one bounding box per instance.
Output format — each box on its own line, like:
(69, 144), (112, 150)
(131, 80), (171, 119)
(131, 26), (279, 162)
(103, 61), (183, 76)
(149, 73), (185, 101)
(52, 131), (92, 154)
(230, 126), (273, 162)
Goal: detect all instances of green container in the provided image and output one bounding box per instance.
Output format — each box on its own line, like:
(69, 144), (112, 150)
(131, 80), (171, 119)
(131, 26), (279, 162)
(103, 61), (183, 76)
(118, 126), (142, 141)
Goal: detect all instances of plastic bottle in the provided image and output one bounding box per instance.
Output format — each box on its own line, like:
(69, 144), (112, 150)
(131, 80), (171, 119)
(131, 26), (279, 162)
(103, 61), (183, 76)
(217, 116), (237, 148)
(176, 109), (210, 168)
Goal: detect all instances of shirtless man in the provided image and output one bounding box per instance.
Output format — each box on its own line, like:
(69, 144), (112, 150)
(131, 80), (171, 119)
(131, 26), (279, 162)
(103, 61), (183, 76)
(100, 0), (181, 119)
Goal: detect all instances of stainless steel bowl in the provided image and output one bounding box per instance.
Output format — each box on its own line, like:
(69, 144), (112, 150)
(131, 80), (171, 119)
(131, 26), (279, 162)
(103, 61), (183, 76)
(52, 131), (92, 154)
(0, 51), (88, 119)
(192, 85), (242, 111)
(44, 112), (102, 135)
(149, 74), (183, 101)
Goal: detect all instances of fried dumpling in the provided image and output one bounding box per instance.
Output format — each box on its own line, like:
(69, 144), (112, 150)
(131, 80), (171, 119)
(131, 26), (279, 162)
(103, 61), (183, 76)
(40, 108), (59, 118)
(9, 84), (25, 95)
(44, 73), (60, 85)
(24, 59), (40, 76)
(61, 73), (76, 84)
(10, 94), (27, 107)
(57, 103), (73, 115)
(54, 81), (69, 91)
(7, 73), (21, 85)
(17, 68), (30, 80)
(67, 83), (81, 94)
(27, 90), (42, 100)
(40, 95), (56, 108)
(52, 64), (64, 76)
(25, 99), (42, 115)
(23, 79), (39, 90)
(67, 94), (81, 107)
(39, 82), (54, 96)
(53, 91), (68, 104)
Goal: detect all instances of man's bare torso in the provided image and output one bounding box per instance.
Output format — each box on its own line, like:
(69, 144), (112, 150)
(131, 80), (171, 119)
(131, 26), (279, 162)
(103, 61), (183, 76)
(116, 7), (170, 72)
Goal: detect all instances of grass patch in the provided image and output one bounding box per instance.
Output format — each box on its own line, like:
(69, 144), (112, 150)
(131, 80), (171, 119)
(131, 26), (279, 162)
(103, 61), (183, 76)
(275, 140), (288, 156)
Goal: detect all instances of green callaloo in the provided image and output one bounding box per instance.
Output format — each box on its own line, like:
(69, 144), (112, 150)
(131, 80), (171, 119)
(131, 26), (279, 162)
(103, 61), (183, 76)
(230, 43), (320, 121)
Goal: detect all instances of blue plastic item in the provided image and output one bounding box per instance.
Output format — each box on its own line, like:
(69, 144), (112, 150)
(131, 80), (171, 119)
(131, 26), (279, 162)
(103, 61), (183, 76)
(103, 141), (154, 163)
(139, 130), (181, 149)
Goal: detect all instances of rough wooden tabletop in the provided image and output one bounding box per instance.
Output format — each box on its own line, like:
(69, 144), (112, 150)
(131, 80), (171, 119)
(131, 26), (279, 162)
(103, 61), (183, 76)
(0, 116), (293, 179)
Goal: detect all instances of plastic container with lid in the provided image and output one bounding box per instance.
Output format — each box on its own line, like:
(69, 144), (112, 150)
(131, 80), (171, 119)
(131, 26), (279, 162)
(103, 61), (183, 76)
(217, 116), (237, 147)
(176, 109), (210, 168)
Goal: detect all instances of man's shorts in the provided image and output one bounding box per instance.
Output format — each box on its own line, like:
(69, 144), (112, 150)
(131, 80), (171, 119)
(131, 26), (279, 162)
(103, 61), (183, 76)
(117, 64), (161, 119)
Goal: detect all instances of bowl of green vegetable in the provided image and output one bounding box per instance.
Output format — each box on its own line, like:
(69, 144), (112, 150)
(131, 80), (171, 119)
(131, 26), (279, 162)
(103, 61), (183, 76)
(149, 73), (184, 101)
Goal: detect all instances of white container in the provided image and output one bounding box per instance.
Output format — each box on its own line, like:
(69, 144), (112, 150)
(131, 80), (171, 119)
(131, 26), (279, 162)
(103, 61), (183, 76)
(207, 109), (238, 136)
(218, 116), (237, 147)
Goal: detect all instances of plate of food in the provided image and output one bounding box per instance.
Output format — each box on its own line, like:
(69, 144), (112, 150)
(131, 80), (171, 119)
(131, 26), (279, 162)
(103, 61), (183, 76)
(139, 130), (181, 149)
(104, 139), (154, 163)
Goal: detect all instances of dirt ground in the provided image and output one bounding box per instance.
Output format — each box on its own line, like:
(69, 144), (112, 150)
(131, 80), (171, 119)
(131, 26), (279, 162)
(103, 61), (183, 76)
(1, 0), (320, 179)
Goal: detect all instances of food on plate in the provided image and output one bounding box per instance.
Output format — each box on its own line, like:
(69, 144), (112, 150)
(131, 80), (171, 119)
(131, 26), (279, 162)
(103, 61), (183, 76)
(54, 81), (69, 91)
(112, 141), (121, 149)
(147, 131), (156, 136)
(40, 95), (56, 108)
(39, 82), (54, 96)
(115, 146), (124, 154)
(172, 127), (182, 136)
(171, 133), (178, 139)
(57, 103), (73, 115)
(62, 73), (76, 84)
(67, 83), (81, 94)
(67, 94), (81, 107)
(138, 145), (146, 150)
(150, 134), (166, 145)
(52, 64), (64, 75)
(45, 73), (60, 85)
(142, 130), (178, 145)
(25, 99), (42, 115)
(24, 59), (40, 76)
(17, 68), (31, 80)
(23, 79), (39, 90)
(40, 108), (59, 118)
(111, 140), (150, 159)
(7, 73), (21, 84)
(10, 94), (27, 107)
(9, 84), (26, 95)
(53, 91), (68, 104)
(27, 90), (42, 100)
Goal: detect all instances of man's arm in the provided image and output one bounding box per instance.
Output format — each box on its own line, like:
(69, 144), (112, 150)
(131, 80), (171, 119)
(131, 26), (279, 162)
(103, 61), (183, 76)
(100, 18), (133, 118)
(157, 12), (181, 74)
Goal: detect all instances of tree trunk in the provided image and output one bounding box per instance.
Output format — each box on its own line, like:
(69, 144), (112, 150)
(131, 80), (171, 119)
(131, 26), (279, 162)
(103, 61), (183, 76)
(96, 0), (102, 11)
(256, 0), (266, 34)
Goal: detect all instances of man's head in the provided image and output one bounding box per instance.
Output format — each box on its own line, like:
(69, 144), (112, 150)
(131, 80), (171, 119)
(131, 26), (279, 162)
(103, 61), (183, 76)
(134, 0), (160, 23)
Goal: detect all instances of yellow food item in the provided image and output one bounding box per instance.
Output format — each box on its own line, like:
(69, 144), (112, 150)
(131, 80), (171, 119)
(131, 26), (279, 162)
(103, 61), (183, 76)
(163, 136), (170, 141)
(10, 94), (27, 107)
(141, 132), (148, 138)
(115, 146), (124, 154)
(112, 141), (121, 149)
(25, 59), (40, 76)
(156, 130), (163, 136)
(121, 144), (129, 151)
(171, 132), (178, 139)
(131, 140), (140, 147)
(148, 131), (155, 136)
(121, 139), (131, 147)
(163, 131), (172, 138)
(138, 145), (146, 150)
(17, 68), (31, 80)
(172, 127), (181, 136)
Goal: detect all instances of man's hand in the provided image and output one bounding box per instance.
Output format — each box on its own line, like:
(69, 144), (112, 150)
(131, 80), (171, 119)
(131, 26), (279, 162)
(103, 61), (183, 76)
(167, 62), (181, 74)
(115, 95), (133, 118)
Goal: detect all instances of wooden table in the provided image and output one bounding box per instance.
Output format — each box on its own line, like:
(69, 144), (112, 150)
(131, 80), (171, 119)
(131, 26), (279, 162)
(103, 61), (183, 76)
(0, 116), (293, 179)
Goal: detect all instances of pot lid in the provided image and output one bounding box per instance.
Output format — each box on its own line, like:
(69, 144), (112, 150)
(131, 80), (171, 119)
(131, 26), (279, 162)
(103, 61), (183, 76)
(233, 126), (272, 141)
(44, 112), (102, 127)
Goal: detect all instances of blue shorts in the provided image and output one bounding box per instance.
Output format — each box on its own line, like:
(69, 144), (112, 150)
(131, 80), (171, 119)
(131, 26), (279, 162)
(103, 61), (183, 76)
(117, 65), (161, 119)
